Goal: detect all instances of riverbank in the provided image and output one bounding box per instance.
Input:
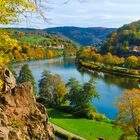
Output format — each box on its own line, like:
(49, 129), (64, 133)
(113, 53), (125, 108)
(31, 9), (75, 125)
(47, 108), (122, 140)
(78, 60), (140, 78)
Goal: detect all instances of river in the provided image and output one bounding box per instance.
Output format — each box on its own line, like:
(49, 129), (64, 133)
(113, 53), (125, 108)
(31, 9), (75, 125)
(13, 57), (140, 120)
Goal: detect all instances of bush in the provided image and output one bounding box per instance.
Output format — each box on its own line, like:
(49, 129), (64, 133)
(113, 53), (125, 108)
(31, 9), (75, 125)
(89, 112), (109, 122)
(131, 70), (139, 75)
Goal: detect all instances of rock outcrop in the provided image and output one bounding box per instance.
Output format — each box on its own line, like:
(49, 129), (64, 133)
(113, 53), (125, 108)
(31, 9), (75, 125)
(0, 64), (16, 92)
(0, 65), (55, 140)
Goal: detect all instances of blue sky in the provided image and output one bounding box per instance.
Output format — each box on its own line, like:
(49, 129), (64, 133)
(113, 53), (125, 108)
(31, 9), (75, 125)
(2, 0), (140, 28)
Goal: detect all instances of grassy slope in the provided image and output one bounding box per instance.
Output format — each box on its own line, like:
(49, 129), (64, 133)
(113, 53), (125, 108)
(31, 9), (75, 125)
(47, 108), (122, 140)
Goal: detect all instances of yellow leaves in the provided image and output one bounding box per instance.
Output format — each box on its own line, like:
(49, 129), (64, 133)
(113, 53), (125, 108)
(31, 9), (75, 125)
(115, 89), (140, 135)
(89, 112), (106, 120)
(0, 56), (4, 64)
(0, 0), (36, 25)
(56, 82), (67, 96)
(125, 56), (139, 68)
(0, 79), (3, 95)
(0, 30), (20, 54)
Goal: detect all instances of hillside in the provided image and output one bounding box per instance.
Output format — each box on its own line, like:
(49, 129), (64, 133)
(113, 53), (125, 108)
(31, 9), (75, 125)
(101, 20), (140, 55)
(0, 29), (77, 63)
(46, 27), (116, 46)
(9, 27), (116, 46)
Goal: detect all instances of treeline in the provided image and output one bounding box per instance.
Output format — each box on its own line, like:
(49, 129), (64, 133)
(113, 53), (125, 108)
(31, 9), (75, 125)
(0, 29), (77, 63)
(78, 47), (140, 69)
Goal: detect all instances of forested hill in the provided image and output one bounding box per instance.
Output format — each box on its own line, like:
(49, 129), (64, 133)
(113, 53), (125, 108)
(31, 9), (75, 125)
(119, 20), (140, 31)
(0, 29), (77, 63)
(46, 27), (116, 46)
(101, 20), (140, 55)
(9, 27), (116, 46)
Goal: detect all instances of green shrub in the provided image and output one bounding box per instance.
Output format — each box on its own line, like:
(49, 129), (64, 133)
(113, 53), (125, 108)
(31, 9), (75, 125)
(12, 120), (22, 129)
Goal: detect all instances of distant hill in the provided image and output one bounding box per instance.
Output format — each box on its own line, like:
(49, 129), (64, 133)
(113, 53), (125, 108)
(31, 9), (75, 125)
(101, 20), (140, 55)
(46, 27), (116, 46)
(6, 27), (116, 46)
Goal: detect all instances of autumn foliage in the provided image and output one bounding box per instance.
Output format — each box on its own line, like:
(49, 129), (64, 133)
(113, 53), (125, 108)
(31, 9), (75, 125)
(115, 89), (140, 139)
(78, 47), (140, 69)
(0, 0), (35, 24)
(0, 29), (77, 64)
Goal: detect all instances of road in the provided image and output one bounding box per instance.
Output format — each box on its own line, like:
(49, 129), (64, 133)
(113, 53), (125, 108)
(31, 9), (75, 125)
(49, 122), (87, 140)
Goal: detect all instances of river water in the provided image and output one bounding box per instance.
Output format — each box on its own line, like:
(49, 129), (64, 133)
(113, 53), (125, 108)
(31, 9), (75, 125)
(13, 57), (139, 120)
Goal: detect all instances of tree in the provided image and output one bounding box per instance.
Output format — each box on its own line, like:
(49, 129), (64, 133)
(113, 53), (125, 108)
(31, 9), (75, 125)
(115, 89), (140, 139)
(78, 47), (93, 60)
(0, 30), (20, 63)
(0, 0), (76, 25)
(103, 53), (114, 65)
(17, 64), (36, 95)
(66, 78), (99, 117)
(125, 56), (138, 68)
(93, 53), (103, 63)
(0, 0), (36, 25)
(0, 0), (36, 63)
(39, 70), (67, 106)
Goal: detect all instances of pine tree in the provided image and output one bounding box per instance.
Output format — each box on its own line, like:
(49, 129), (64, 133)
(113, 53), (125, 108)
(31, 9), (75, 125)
(17, 64), (36, 95)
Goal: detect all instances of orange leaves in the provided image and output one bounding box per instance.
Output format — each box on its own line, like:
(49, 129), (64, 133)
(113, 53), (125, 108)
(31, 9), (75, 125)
(23, 1), (36, 11)
(13, 50), (24, 61)
(46, 50), (55, 58)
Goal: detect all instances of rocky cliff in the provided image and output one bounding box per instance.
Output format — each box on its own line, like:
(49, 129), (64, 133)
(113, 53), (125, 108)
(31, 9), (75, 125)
(0, 64), (55, 140)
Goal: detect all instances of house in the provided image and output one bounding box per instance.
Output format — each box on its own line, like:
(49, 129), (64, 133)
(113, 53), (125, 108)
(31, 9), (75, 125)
(130, 46), (138, 52)
(48, 44), (65, 50)
(52, 44), (65, 49)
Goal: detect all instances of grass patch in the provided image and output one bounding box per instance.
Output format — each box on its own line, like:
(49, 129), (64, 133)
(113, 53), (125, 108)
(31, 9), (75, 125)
(47, 108), (122, 140)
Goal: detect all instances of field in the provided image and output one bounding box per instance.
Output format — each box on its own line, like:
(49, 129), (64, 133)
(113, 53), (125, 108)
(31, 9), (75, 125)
(47, 108), (122, 140)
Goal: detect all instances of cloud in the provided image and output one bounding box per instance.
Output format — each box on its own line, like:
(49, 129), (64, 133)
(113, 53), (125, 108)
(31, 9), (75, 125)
(1, 0), (140, 28)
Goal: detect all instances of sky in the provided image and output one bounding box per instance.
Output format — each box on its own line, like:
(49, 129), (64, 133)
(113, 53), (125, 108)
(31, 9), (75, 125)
(2, 0), (140, 29)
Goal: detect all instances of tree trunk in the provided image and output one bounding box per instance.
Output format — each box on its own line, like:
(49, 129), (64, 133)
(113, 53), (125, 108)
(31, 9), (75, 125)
(137, 126), (140, 140)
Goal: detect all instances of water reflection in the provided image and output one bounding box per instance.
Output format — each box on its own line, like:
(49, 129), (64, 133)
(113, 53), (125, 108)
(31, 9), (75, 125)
(77, 67), (139, 89)
(13, 57), (139, 120)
